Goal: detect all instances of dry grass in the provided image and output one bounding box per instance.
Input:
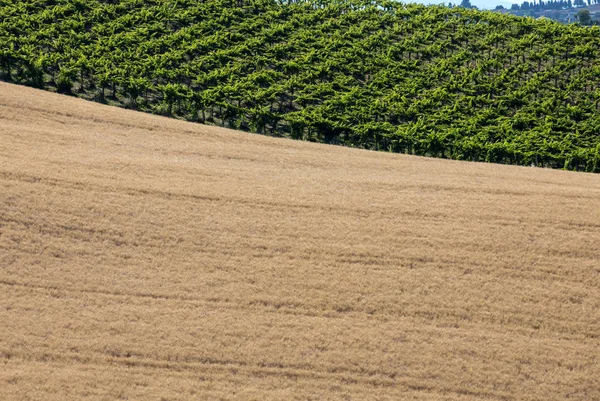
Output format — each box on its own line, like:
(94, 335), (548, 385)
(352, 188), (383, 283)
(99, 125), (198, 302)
(1, 81), (599, 401)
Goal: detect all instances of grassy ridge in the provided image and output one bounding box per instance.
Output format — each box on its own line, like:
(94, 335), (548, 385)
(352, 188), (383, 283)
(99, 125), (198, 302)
(2, 0), (600, 171)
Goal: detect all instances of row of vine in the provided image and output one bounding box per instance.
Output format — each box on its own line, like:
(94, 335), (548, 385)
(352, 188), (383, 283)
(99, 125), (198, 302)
(1, 0), (600, 171)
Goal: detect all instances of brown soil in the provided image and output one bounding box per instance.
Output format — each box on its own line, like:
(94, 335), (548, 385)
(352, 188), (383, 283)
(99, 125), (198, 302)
(1, 82), (599, 400)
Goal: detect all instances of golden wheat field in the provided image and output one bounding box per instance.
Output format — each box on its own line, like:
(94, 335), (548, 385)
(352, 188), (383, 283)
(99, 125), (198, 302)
(1, 81), (600, 401)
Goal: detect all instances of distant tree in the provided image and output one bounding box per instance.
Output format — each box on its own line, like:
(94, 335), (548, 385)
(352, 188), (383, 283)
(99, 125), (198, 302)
(577, 8), (592, 23)
(511, 3), (520, 9)
(495, 4), (506, 9)
(574, 0), (584, 6)
(460, 0), (473, 7)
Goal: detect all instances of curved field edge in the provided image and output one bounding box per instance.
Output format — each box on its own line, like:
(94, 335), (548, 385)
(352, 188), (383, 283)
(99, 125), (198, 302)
(1, 0), (600, 171)
(1, 82), (600, 400)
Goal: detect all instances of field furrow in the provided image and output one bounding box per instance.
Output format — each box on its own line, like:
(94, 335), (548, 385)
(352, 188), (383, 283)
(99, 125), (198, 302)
(1, 82), (599, 400)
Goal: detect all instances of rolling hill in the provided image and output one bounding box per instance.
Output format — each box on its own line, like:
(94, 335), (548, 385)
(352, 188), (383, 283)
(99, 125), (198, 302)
(2, 0), (600, 171)
(1, 83), (600, 400)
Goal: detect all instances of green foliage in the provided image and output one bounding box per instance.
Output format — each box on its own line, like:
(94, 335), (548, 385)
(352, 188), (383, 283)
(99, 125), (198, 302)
(1, 0), (600, 171)
(56, 66), (76, 94)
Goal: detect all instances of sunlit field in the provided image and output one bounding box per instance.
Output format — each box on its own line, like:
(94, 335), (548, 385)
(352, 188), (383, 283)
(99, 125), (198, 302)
(1, 82), (599, 400)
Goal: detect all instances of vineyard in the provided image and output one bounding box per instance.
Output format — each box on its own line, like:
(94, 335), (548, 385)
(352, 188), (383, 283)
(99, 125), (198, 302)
(2, 0), (600, 171)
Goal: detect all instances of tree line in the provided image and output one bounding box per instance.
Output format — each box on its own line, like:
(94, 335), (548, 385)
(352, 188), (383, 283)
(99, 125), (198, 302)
(506, 0), (600, 11)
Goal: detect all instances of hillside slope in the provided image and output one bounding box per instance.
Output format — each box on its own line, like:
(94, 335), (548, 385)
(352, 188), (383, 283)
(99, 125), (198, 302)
(2, 0), (600, 171)
(1, 83), (600, 400)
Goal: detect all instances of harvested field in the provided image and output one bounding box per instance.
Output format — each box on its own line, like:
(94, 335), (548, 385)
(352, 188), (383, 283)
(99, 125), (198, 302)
(0, 81), (599, 401)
